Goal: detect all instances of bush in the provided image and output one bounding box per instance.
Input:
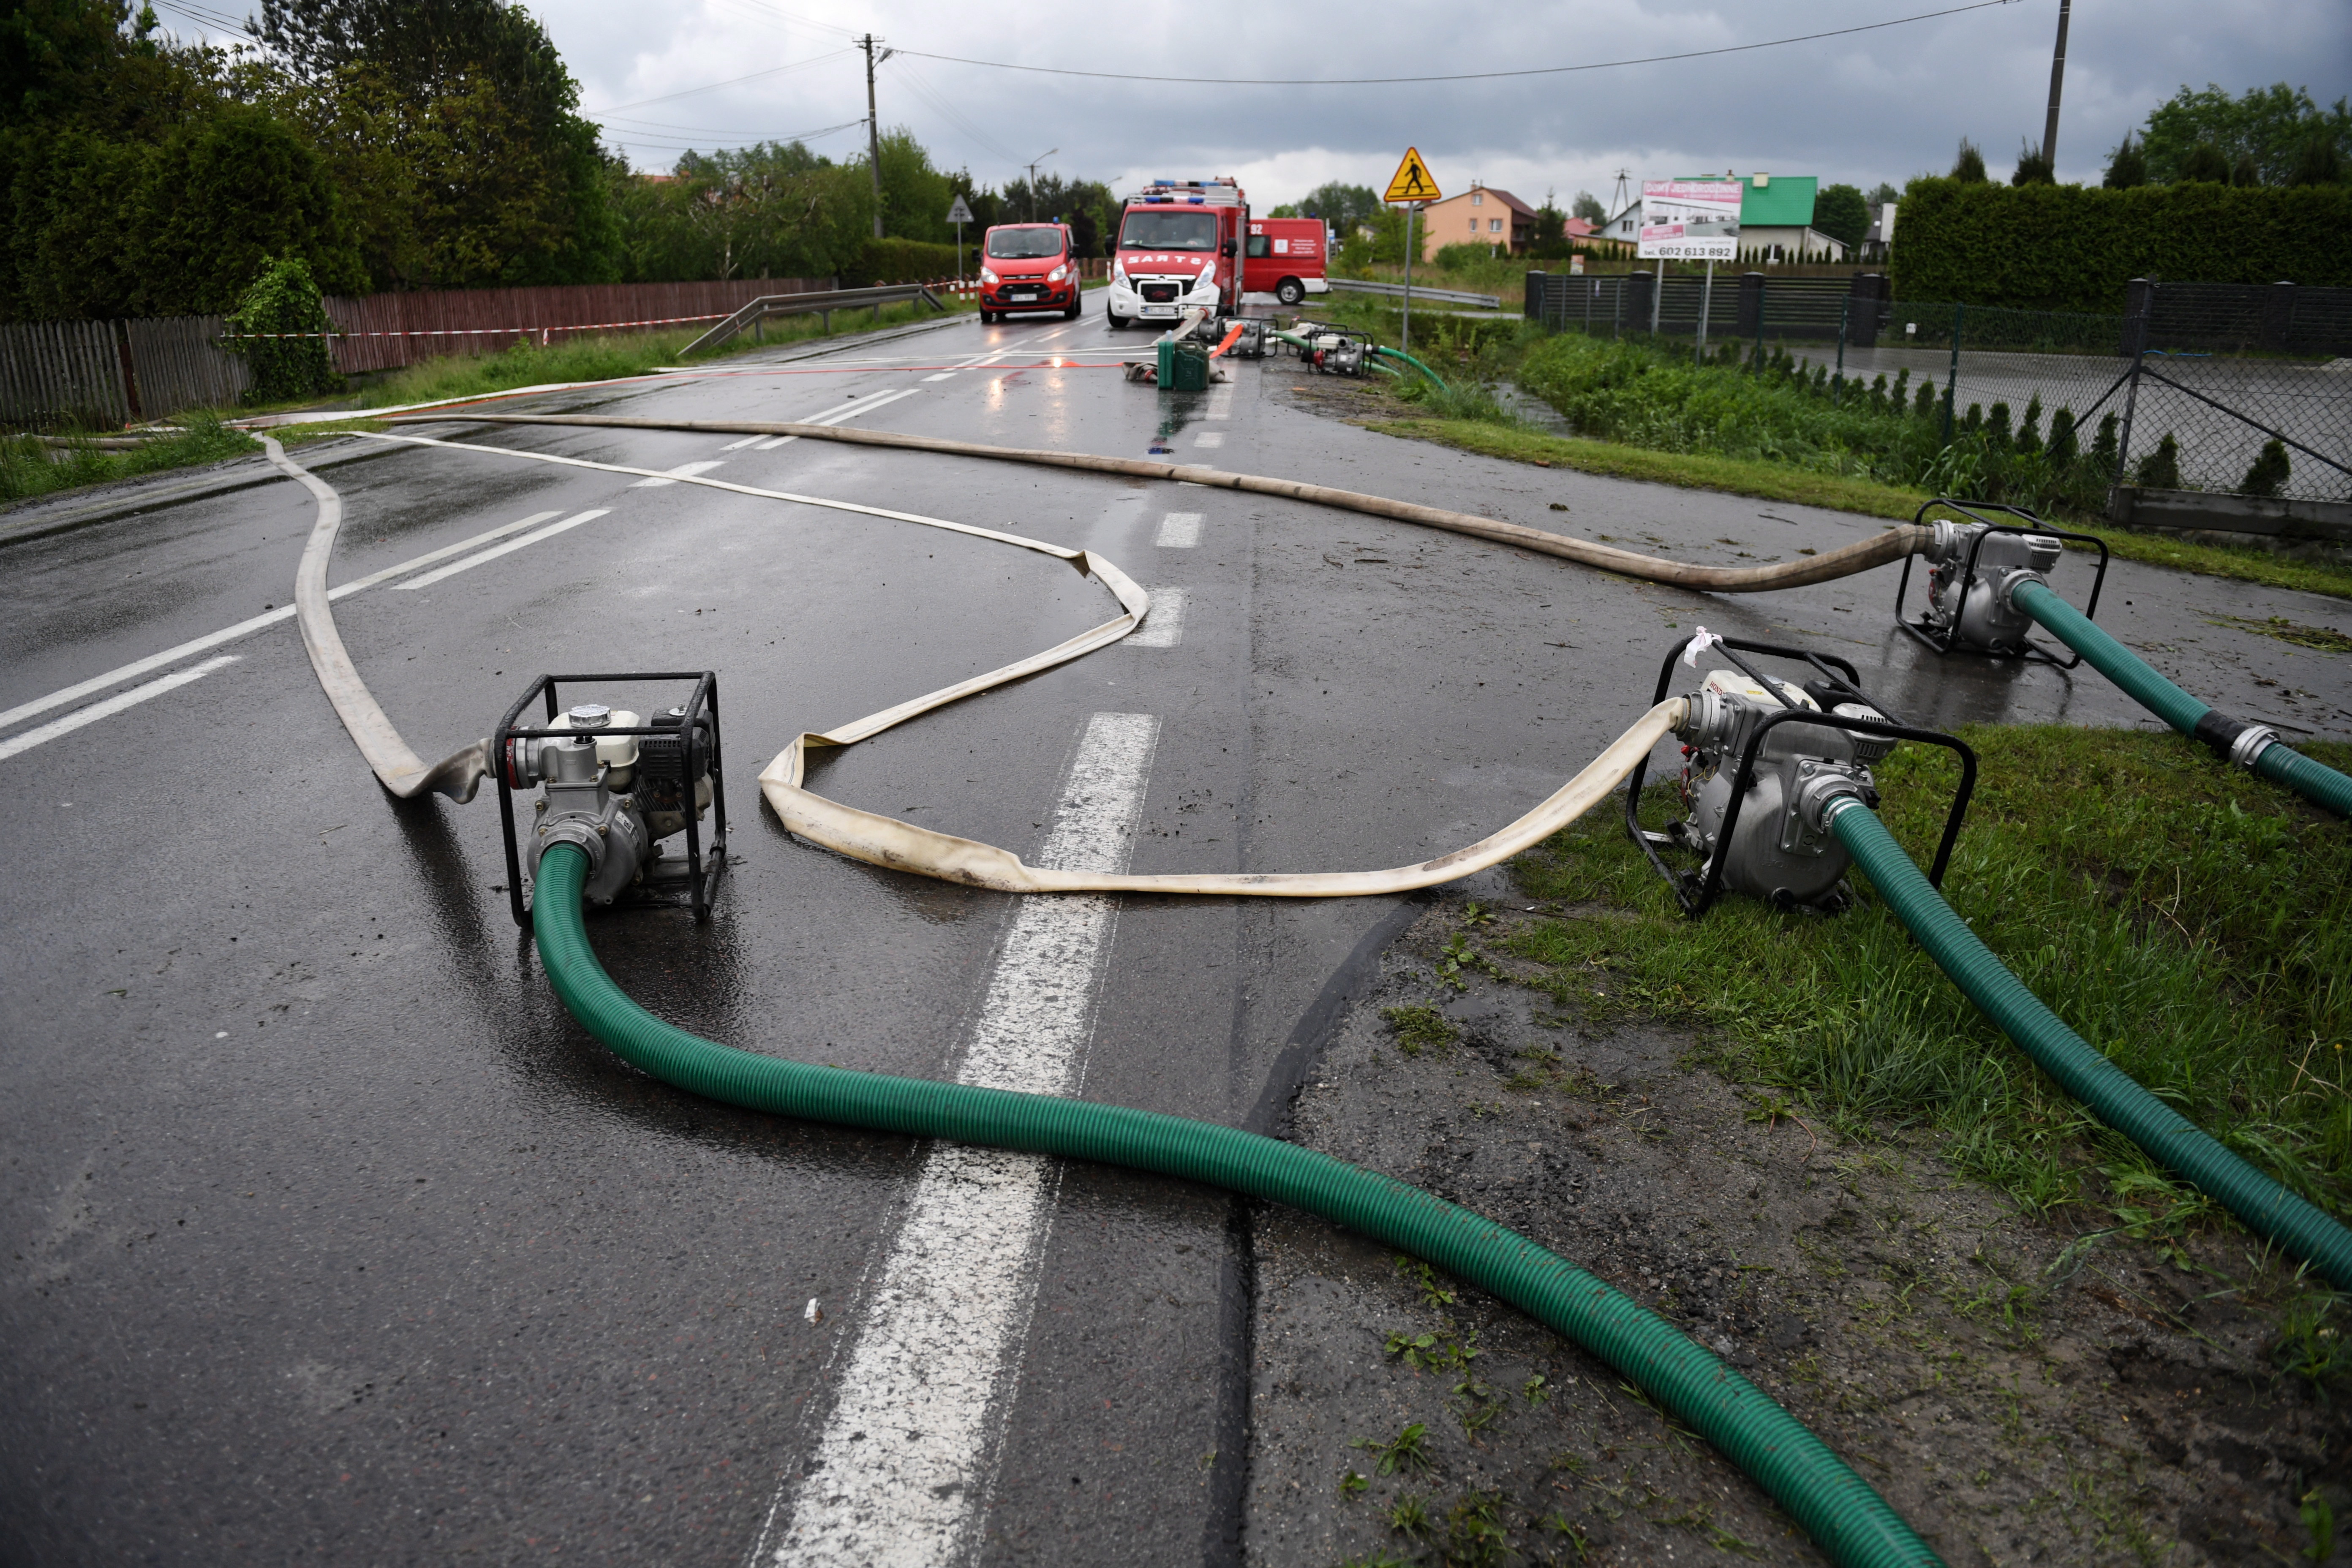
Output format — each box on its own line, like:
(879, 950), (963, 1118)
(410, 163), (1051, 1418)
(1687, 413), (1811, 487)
(1891, 178), (2352, 311)
(2132, 432), (2183, 490)
(1514, 329), (2121, 516)
(2240, 438), (2291, 498)
(841, 236), (963, 286)
(1433, 241), (1501, 270)
(224, 256), (341, 403)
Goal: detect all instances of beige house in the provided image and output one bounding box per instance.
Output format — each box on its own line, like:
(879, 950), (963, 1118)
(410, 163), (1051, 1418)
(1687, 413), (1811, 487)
(1417, 183), (1535, 260)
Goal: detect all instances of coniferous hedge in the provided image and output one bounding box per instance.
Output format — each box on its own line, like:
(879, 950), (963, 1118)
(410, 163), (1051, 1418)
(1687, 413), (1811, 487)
(1889, 178), (2352, 310)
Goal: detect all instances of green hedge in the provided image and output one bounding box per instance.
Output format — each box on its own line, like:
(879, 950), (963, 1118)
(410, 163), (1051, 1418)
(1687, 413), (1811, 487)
(1890, 178), (2352, 311)
(841, 237), (962, 286)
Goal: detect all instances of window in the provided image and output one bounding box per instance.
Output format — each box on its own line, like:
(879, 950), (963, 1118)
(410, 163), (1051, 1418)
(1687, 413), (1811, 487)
(985, 226), (1064, 259)
(1467, 217), (1477, 231)
(1116, 210), (1218, 250)
(1489, 218), (1502, 233)
(1472, 191), (1484, 206)
(1245, 234), (1270, 258)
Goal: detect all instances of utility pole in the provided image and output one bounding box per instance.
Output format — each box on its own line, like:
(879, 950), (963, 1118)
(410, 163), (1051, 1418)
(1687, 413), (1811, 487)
(2042, 0), (2071, 169)
(1024, 150), (1057, 220)
(861, 34), (890, 239)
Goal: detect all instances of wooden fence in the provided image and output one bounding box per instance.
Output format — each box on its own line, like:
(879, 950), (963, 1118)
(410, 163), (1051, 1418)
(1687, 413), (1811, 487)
(0, 275), (835, 428)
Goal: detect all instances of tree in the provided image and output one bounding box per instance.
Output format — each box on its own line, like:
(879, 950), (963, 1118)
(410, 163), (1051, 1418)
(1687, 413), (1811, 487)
(1571, 189), (1606, 226)
(257, 0), (618, 287)
(1813, 182), (1868, 249)
(1300, 180), (1380, 231)
(2103, 135), (2147, 188)
(2138, 82), (2352, 187)
(223, 253), (338, 400)
(2177, 142), (2230, 184)
(1529, 200), (1567, 257)
(2286, 134), (2344, 187)
(1867, 181), (1899, 207)
(1951, 137), (1987, 182)
(2011, 138), (2054, 185)
(999, 172), (1116, 254)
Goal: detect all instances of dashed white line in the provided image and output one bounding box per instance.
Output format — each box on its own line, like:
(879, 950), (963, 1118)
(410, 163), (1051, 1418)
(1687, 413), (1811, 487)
(393, 509), (612, 589)
(0, 507), (578, 736)
(757, 713), (1160, 1568)
(921, 373), (956, 382)
(0, 656), (240, 763)
(754, 387), (924, 449)
(632, 459), (726, 488)
(1127, 586), (1187, 647)
(720, 433), (770, 451)
(1192, 430), (1225, 449)
(1205, 385), (1235, 419)
(1154, 512), (1202, 549)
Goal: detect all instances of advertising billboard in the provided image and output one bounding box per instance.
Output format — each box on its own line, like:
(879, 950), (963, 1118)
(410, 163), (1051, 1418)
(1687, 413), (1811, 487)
(1638, 180), (1742, 261)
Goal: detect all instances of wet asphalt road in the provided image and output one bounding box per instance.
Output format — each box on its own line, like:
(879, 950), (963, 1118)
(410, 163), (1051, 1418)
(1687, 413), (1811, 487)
(3, 308), (2349, 1568)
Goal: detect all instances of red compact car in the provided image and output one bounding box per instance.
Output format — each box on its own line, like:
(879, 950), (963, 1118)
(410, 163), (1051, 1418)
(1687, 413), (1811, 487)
(977, 223), (1082, 322)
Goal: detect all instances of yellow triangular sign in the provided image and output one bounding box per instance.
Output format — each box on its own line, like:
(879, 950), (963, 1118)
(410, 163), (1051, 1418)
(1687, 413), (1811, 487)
(1383, 147), (1440, 204)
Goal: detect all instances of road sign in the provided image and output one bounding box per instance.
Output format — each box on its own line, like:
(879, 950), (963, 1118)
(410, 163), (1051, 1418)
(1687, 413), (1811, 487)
(946, 193), (974, 224)
(1383, 148), (1440, 204)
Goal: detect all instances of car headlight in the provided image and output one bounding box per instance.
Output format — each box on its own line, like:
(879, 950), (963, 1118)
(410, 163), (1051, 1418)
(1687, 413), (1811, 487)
(1112, 261), (1127, 284)
(1192, 265), (1216, 293)
(979, 266), (1000, 286)
(1046, 264), (1069, 283)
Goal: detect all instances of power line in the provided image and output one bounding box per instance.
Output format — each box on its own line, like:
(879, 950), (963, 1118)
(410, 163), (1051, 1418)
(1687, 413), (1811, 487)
(586, 48), (858, 114)
(883, 57), (1021, 167)
(893, 0), (2017, 86)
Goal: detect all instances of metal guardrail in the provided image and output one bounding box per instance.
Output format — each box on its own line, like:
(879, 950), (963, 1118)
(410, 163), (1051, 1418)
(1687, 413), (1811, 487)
(683, 284), (947, 355)
(1321, 278), (1503, 310)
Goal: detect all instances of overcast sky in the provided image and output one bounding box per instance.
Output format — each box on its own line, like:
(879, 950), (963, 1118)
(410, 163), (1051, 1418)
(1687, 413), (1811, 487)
(156, 0), (2350, 210)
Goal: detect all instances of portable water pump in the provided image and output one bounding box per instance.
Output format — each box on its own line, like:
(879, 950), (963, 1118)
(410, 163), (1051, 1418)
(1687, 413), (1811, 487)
(493, 672), (729, 925)
(1893, 499), (2110, 663)
(1625, 634), (1977, 916)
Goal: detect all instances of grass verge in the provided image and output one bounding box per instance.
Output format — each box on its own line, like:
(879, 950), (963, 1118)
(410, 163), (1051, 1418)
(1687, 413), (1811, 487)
(1363, 413), (2352, 601)
(1504, 725), (2352, 1236)
(0, 412), (258, 504)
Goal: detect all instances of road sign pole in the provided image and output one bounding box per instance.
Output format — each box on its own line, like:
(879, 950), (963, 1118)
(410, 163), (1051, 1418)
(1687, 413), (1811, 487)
(1402, 204), (1415, 356)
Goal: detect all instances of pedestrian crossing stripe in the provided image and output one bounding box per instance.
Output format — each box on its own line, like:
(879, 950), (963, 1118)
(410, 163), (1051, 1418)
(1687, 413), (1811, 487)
(1383, 147), (1441, 204)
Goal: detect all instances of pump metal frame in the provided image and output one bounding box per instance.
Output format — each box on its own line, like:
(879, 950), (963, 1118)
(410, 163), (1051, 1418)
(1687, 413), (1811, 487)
(1624, 635), (1978, 918)
(493, 671), (730, 928)
(1893, 498), (2110, 668)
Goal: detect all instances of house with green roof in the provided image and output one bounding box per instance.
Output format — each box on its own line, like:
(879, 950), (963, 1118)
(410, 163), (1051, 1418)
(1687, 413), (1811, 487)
(1599, 173), (1849, 262)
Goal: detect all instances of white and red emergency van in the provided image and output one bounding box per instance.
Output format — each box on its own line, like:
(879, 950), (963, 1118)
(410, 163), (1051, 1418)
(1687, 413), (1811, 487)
(1105, 178), (1248, 329)
(1242, 218), (1330, 305)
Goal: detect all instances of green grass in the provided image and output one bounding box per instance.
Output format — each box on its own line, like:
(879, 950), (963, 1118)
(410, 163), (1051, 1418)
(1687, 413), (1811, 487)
(0, 411), (259, 504)
(1503, 726), (2352, 1230)
(1361, 414), (2352, 601)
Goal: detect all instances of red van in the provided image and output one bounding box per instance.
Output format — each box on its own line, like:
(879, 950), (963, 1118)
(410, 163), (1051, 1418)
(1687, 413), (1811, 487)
(1243, 218), (1330, 305)
(977, 223), (1082, 323)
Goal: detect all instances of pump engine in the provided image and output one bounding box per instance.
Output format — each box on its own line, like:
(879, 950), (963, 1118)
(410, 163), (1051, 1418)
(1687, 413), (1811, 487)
(493, 673), (727, 925)
(1894, 500), (2110, 662)
(1623, 634), (1978, 917)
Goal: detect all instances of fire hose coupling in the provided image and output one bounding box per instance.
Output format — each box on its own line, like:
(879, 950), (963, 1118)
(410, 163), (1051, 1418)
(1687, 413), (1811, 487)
(2190, 708), (2282, 770)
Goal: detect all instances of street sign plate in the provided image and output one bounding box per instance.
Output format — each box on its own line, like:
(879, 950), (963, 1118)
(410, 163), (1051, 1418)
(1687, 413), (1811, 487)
(947, 194), (974, 224)
(1383, 147), (1440, 204)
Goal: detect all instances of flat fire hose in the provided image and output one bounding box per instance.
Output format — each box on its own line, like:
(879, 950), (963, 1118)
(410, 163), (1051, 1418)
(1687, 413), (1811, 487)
(278, 421), (1946, 1567)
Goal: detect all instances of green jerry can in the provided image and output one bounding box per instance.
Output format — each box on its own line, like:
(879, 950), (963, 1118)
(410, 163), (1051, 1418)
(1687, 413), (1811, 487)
(1157, 337), (1211, 392)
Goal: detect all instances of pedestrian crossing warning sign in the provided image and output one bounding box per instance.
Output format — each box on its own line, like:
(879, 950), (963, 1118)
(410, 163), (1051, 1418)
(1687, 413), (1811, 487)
(1383, 147), (1440, 204)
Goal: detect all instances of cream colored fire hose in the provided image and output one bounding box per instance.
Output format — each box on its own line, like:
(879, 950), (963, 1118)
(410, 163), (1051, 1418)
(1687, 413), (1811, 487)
(283, 416), (1924, 893)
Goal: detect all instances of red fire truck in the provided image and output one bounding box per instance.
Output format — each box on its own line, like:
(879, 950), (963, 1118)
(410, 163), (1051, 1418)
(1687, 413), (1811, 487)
(1105, 179), (1248, 330)
(1242, 218), (1330, 305)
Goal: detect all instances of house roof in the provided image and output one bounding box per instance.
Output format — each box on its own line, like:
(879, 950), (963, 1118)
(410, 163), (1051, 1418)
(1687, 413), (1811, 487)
(1563, 217), (1597, 237)
(1437, 185), (1536, 218)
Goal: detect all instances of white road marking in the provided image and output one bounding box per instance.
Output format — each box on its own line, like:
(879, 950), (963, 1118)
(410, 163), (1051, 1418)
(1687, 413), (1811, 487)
(1205, 385), (1235, 419)
(0, 656), (239, 763)
(1154, 512), (1202, 548)
(921, 372), (956, 382)
(720, 434), (770, 451)
(755, 387), (924, 449)
(0, 508), (577, 735)
(631, 459), (726, 488)
(1128, 586), (1187, 648)
(392, 509), (612, 589)
(757, 713), (1159, 1568)
(1192, 430), (1225, 448)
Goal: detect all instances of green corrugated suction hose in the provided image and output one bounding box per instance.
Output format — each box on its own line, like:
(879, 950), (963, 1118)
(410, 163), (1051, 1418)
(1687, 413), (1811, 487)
(530, 842), (1942, 1568)
(2013, 580), (2352, 817)
(1827, 800), (2352, 1291)
(1372, 344), (1449, 391)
